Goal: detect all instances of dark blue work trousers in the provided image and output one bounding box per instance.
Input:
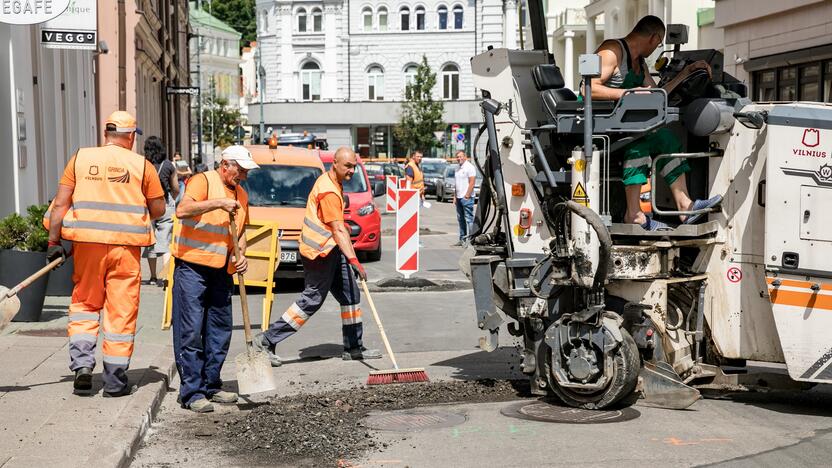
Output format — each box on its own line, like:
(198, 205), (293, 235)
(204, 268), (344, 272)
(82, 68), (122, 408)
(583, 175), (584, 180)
(171, 259), (233, 407)
(263, 248), (364, 351)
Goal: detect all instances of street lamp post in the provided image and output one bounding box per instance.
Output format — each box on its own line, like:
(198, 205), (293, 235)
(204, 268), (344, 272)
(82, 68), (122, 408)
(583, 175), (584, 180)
(257, 45), (265, 144)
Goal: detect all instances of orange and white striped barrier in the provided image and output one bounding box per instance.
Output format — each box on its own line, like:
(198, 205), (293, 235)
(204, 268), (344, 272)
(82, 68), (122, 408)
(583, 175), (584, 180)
(396, 188), (419, 279)
(398, 178), (410, 190)
(385, 175), (398, 213)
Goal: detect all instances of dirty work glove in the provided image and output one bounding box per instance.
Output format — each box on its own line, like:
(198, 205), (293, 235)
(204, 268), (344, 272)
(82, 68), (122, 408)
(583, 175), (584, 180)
(46, 241), (67, 267)
(348, 257), (367, 282)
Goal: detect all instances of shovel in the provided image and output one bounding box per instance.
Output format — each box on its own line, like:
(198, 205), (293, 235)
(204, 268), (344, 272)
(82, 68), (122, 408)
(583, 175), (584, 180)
(229, 213), (276, 396)
(0, 257), (64, 331)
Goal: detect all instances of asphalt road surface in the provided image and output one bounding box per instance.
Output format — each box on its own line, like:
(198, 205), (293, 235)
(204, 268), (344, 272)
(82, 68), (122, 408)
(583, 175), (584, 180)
(132, 195), (832, 468)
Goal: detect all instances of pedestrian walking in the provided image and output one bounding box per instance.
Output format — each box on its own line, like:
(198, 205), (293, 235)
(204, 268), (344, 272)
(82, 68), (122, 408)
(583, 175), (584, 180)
(453, 150), (477, 246)
(142, 136), (179, 286)
(170, 145), (258, 413)
(254, 147), (381, 365)
(44, 111), (166, 397)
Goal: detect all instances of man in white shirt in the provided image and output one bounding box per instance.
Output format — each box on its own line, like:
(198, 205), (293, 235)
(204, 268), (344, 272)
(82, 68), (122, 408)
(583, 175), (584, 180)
(453, 150), (477, 246)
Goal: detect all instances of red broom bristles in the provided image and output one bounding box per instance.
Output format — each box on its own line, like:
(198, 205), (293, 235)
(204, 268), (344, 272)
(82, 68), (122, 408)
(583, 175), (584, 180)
(367, 369), (429, 385)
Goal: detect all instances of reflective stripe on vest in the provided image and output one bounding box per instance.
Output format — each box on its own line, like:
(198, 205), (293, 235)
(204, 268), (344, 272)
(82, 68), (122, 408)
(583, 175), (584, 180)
(406, 161), (425, 189)
(171, 170), (246, 271)
(299, 172), (341, 260)
(44, 146), (154, 246)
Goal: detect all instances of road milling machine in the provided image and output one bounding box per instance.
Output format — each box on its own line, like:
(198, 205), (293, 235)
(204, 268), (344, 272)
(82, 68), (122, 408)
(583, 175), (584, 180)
(465, 2), (832, 410)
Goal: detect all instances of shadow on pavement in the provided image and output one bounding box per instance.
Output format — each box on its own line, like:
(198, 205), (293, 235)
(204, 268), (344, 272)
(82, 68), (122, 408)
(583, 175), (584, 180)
(0, 375), (74, 393)
(430, 347), (530, 395)
(297, 342), (344, 360)
(707, 387), (832, 418)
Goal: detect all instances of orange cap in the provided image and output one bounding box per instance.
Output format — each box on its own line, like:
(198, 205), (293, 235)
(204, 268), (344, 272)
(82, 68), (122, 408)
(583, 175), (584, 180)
(105, 111), (143, 135)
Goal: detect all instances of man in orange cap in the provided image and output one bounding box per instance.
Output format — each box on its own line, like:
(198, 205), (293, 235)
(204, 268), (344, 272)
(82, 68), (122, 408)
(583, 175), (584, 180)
(45, 111), (166, 397)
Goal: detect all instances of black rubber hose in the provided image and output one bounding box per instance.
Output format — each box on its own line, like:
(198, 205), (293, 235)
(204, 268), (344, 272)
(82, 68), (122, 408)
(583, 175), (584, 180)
(563, 200), (612, 290)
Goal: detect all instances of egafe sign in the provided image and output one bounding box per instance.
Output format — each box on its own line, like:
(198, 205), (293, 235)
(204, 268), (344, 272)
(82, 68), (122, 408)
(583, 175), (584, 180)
(0, 0), (70, 24)
(40, 0), (96, 50)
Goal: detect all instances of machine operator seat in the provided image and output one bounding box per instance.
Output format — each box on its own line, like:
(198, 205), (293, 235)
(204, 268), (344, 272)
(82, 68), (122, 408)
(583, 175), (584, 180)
(531, 64), (616, 122)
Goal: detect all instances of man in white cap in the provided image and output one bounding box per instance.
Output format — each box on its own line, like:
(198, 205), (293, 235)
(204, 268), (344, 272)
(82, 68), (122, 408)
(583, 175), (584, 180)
(170, 145), (259, 413)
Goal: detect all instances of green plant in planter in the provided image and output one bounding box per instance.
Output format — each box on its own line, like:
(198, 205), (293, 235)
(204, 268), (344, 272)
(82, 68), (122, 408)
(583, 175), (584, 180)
(0, 204), (49, 252)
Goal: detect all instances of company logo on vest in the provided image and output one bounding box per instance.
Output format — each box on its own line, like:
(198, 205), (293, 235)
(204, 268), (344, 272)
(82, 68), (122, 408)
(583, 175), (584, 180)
(0, 0), (70, 25)
(107, 166), (130, 184)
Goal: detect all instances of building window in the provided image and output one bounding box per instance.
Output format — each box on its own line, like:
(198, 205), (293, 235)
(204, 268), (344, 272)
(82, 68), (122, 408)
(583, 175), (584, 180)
(301, 62), (322, 101)
(367, 66), (385, 100)
(404, 64), (418, 98)
(312, 8), (322, 32)
(415, 6), (425, 30)
(363, 7), (373, 31)
(297, 8), (307, 32)
(453, 4), (463, 29)
(442, 64), (459, 100)
(753, 58), (832, 102)
(400, 7), (410, 31)
(378, 7), (388, 31)
(438, 5), (448, 30)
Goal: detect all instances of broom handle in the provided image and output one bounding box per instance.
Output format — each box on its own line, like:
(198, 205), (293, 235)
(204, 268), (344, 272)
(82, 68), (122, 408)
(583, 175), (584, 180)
(6, 258), (64, 298)
(360, 279), (399, 370)
(229, 213), (253, 346)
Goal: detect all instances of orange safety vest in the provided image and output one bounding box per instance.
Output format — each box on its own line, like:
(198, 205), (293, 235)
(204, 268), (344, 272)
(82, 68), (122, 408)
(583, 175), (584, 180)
(43, 146), (154, 246)
(171, 170), (248, 272)
(406, 160), (424, 191)
(299, 172), (342, 260)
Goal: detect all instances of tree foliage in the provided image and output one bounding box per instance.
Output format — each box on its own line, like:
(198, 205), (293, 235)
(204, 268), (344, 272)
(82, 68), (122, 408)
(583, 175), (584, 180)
(205, 0), (257, 45)
(395, 56), (445, 154)
(203, 96), (245, 147)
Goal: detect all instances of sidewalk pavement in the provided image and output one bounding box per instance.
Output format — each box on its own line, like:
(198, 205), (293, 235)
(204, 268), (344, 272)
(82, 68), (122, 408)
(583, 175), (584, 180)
(0, 286), (174, 468)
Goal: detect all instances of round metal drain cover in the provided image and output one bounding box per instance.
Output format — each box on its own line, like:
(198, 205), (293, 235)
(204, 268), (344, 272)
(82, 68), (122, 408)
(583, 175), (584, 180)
(362, 409), (467, 432)
(501, 400), (639, 424)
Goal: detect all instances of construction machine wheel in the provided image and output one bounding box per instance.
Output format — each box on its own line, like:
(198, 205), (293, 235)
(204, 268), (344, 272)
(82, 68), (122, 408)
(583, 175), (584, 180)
(547, 328), (641, 410)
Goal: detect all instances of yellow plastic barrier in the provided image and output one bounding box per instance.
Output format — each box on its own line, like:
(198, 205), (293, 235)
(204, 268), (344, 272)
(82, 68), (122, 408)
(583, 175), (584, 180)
(161, 218), (281, 332)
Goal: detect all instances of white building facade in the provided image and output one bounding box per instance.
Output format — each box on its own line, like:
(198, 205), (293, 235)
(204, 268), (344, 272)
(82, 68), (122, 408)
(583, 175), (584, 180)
(250, 0), (524, 157)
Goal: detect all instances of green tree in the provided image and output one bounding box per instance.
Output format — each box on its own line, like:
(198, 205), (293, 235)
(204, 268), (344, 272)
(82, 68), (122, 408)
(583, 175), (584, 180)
(203, 96), (245, 147)
(395, 56), (445, 154)
(206, 0), (257, 45)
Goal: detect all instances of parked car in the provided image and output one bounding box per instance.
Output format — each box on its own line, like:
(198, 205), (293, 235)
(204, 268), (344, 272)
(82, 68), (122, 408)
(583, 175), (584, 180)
(241, 145), (325, 278)
(365, 162), (405, 186)
(419, 158), (448, 197)
(320, 152), (384, 261)
(436, 164), (483, 203)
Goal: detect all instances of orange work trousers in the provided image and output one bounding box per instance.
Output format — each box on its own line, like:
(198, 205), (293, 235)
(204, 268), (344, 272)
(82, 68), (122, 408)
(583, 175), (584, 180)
(67, 242), (141, 393)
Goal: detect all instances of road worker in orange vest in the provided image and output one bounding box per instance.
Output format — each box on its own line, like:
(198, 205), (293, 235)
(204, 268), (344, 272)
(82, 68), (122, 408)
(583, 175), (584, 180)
(170, 145), (256, 413)
(405, 150), (425, 200)
(45, 111), (167, 397)
(253, 147), (381, 365)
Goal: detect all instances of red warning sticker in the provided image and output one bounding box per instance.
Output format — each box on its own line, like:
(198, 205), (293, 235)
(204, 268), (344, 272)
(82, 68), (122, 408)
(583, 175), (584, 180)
(727, 267), (742, 283)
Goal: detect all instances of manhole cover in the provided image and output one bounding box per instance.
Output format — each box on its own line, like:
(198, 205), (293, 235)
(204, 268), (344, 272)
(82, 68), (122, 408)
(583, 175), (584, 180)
(501, 400), (639, 424)
(16, 329), (66, 337)
(362, 409), (467, 432)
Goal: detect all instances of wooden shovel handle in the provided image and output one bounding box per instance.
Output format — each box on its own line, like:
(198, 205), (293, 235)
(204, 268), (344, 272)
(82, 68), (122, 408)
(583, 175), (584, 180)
(6, 258), (64, 298)
(228, 213), (253, 345)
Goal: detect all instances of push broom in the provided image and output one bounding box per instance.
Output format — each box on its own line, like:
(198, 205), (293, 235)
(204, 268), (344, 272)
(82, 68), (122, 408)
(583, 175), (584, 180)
(360, 279), (429, 385)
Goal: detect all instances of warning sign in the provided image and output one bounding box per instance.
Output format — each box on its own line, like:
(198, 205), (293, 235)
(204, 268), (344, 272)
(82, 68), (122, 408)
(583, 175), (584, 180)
(727, 267), (742, 283)
(572, 183), (589, 207)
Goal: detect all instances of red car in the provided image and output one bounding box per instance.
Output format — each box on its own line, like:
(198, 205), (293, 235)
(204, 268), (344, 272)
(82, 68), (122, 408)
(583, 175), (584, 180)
(319, 152), (383, 261)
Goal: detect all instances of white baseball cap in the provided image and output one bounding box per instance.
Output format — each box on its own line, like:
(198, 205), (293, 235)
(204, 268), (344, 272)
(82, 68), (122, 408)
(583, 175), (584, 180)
(221, 145), (260, 170)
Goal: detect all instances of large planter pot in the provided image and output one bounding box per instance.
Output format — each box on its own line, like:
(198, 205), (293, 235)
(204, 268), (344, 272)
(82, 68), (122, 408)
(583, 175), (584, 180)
(0, 249), (49, 322)
(46, 241), (74, 296)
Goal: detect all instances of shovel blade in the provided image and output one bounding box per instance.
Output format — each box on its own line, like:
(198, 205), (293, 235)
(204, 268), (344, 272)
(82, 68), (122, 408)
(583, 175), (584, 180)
(0, 286), (21, 331)
(638, 362), (701, 410)
(235, 348), (277, 396)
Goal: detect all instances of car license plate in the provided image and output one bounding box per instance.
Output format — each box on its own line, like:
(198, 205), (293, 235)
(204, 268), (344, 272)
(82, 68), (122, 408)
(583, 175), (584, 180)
(280, 251), (297, 263)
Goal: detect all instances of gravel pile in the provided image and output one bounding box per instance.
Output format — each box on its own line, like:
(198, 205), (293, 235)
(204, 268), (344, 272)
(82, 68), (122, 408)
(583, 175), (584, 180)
(220, 379), (530, 465)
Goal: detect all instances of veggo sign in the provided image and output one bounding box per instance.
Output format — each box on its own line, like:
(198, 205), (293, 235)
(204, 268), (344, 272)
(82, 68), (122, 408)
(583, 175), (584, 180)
(0, 0), (70, 24)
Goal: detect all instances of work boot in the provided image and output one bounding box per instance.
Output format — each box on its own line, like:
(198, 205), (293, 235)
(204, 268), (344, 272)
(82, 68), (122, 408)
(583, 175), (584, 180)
(451, 240), (463, 247)
(342, 347), (382, 361)
(210, 391), (239, 404)
(103, 384), (138, 398)
(253, 332), (283, 367)
(189, 398), (215, 413)
(73, 367), (93, 395)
